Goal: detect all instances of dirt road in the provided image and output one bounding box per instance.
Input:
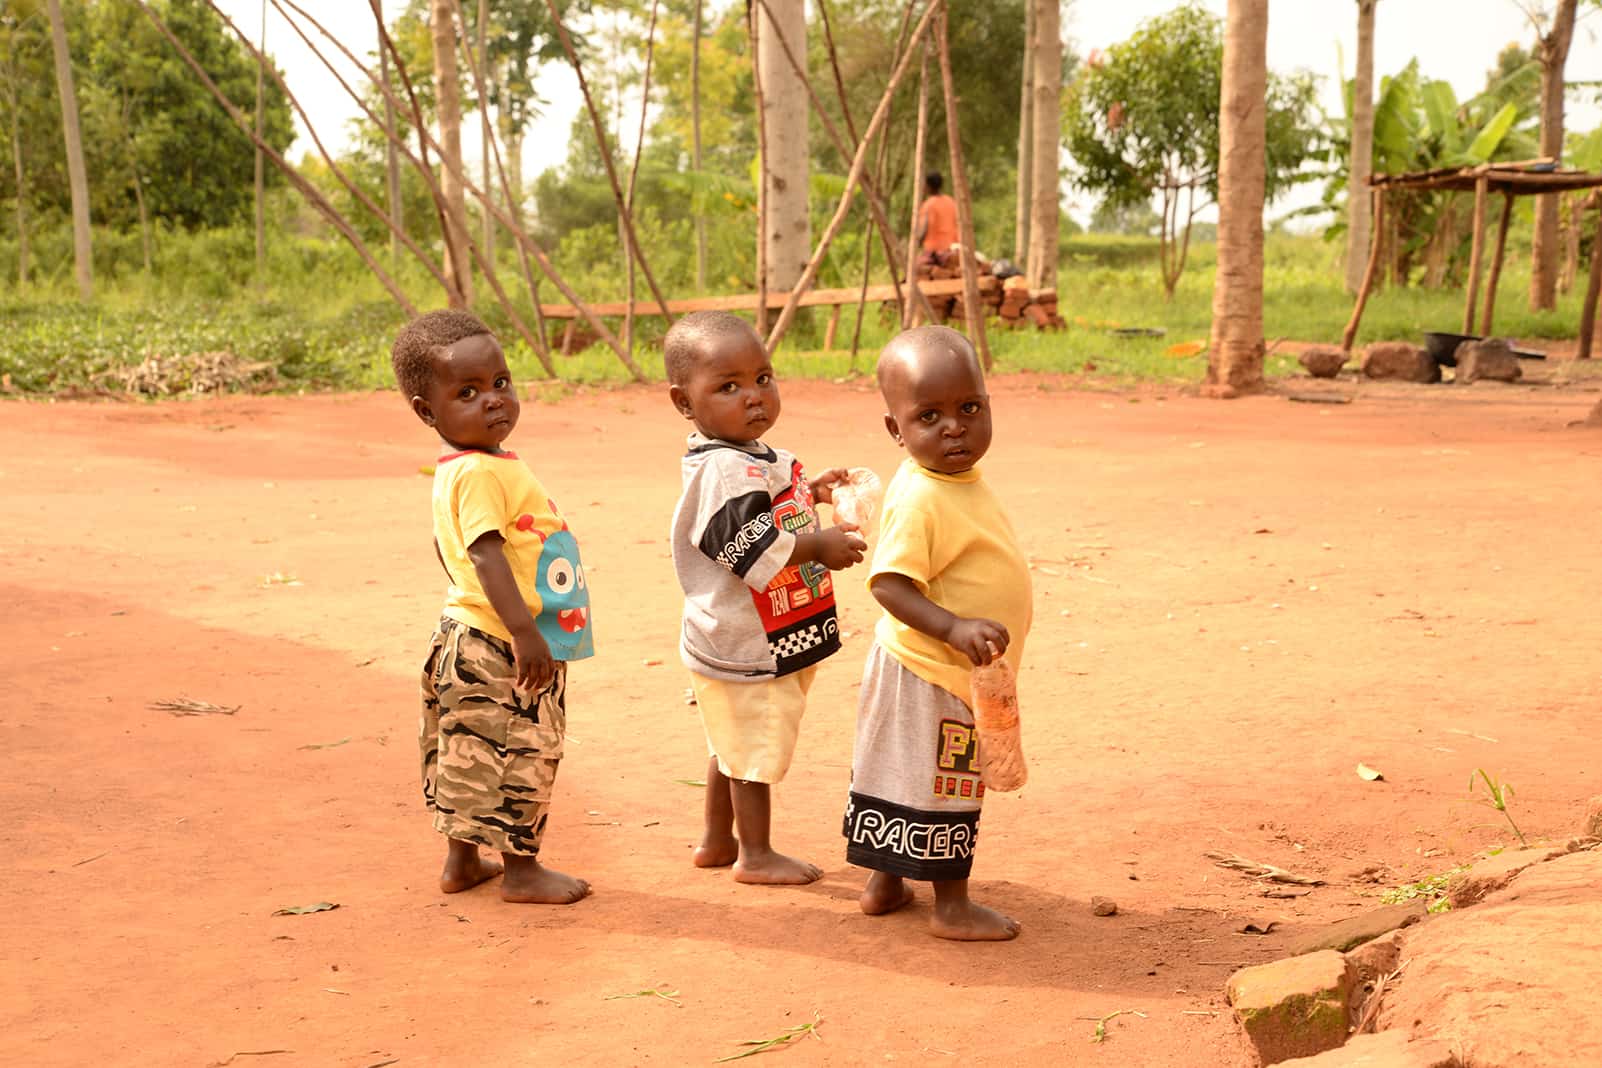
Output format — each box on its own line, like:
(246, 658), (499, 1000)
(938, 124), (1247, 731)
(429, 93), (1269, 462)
(3, 375), (1599, 1066)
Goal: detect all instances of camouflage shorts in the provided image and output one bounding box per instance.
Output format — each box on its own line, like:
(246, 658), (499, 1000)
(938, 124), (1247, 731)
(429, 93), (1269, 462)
(419, 618), (567, 857)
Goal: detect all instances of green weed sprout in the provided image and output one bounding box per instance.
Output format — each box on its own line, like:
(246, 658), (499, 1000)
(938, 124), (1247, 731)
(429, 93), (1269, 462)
(1469, 769), (1528, 847)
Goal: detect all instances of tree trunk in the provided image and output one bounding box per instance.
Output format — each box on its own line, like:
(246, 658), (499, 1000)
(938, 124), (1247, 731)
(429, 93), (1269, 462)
(504, 122), (523, 228)
(380, 0), (402, 261)
(1344, 0), (1376, 295)
(1014, 0), (1034, 265)
(756, 0), (808, 291)
(477, 0), (493, 265)
(254, 0), (267, 273)
(1025, 0), (1060, 291)
(430, 0), (472, 305)
(46, 0), (92, 301)
(1205, 0), (1269, 397)
(1531, 0), (1578, 312)
(691, 0), (707, 292)
(9, 111), (26, 289)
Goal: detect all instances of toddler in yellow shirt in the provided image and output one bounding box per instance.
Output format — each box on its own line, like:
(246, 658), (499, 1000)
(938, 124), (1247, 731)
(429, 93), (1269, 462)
(842, 326), (1032, 941)
(392, 309), (592, 906)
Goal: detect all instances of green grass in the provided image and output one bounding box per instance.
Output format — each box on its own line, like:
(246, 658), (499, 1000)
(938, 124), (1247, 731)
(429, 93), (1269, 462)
(4, 228), (1595, 396)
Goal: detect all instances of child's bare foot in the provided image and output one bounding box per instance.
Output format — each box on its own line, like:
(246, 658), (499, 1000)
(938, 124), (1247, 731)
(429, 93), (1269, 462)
(733, 848), (822, 885)
(930, 899), (1020, 941)
(693, 834), (739, 868)
(860, 872), (915, 915)
(440, 843), (503, 893)
(501, 855), (591, 904)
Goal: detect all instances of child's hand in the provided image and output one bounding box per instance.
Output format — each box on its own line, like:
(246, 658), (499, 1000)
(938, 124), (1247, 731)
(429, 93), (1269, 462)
(808, 467), (850, 505)
(816, 524), (867, 570)
(945, 617), (1010, 667)
(509, 625), (557, 695)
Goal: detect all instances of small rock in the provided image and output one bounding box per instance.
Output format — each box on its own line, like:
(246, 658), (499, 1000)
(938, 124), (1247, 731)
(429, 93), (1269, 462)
(1299, 346), (1348, 379)
(1227, 950), (1357, 1065)
(1285, 901), (1427, 956)
(1273, 1029), (1457, 1066)
(1361, 342), (1439, 383)
(1583, 795), (1602, 839)
(1454, 338), (1522, 383)
(1446, 846), (1562, 909)
(1091, 896), (1118, 917)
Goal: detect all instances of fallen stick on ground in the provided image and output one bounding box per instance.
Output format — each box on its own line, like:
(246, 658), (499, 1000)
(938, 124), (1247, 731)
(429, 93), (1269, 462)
(151, 698), (240, 717)
(1205, 850), (1325, 886)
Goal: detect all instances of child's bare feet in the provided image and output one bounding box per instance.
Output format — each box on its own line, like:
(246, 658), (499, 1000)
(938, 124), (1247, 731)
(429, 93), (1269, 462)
(733, 848), (822, 885)
(440, 840), (503, 893)
(693, 834), (739, 868)
(860, 871), (915, 915)
(930, 898), (1020, 941)
(501, 854), (591, 904)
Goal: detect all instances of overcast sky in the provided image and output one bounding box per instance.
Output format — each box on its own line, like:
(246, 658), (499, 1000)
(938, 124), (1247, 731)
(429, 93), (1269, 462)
(216, 0), (1602, 226)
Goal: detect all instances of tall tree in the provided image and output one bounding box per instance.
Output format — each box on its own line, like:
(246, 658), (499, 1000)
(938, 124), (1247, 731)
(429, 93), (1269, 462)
(1344, 0), (1377, 295)
(1205, 0), (1269, 397)
(1013, 0), (1033, 264)
(1529, 0), (1578, 311)
(46, 0), (92, 300)
(0, 2), (44, 289)
(430, 0), (471, 304)
(254, 0), (266, 272)
(379, 0), (403, 260)
(1025, 0), (1059, 290)
(756, 0), (807, 290)
(476, 0), (493, 263)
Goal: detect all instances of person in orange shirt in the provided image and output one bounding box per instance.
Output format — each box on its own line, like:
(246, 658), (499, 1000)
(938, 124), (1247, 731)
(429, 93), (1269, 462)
(915, 172), (959, 270)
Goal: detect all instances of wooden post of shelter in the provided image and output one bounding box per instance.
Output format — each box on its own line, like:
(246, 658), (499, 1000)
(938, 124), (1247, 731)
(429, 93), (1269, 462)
(1579, 202), (1602, 359)
(903, 41), (930, 328)
(1462, 173), (1490, 335)
(934, 3), (991, 370)
(1480, 192), (1515, 337)
(1341, 187), (1385, 353)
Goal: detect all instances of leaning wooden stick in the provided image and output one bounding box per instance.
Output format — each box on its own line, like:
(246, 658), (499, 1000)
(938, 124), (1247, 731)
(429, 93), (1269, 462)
(766, 0), (942, 352)
(131, 0), (417, 316)
(277, 0), (638, 378)
(934, 3), (991, 369)
(543, 0), (674, 325)
(747, 2), (770, 335)
(622, 0), (662, 360)
(1205, 851), (1325, 886)
(754, 0), (933, 326)
(903, 41), (931, 329)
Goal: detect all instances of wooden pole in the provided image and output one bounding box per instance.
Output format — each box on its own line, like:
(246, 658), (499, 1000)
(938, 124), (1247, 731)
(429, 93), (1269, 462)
(747, 2), (769, 336)
(1579, 203), (1602, 359)
(1341, 188), (1385, 353)
(823, 304), (843, 351)
(1480, 192), (1515, 337)
(543, 0), (674, 324)
(904, 41), (930, 328)
(279, 0), (634, 375)
(764, 0), (942, 352)
(754, 0), (931, 324)
(934, 4), (991, 369)
(622, 0), (661, 365)
(1463, 175), (1490, 334)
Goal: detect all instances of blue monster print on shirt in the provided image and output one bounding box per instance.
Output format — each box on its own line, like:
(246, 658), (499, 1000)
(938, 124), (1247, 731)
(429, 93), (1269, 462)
(534, 527), (594, 661)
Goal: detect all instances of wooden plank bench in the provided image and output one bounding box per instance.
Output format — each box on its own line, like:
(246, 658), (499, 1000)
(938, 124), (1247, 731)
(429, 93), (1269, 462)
(535, 276), (997, 319)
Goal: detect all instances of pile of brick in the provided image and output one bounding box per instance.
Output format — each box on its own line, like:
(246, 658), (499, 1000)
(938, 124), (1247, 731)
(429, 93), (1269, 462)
(917, 253), (1064, 331)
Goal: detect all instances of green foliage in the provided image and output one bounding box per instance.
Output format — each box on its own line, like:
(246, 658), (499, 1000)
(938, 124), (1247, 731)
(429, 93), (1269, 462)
(1062, 3), (1322, 294)
(1469, 769), (1528, 847)
(0, 0), (294, 237)
(1380, 866), (1465, 913)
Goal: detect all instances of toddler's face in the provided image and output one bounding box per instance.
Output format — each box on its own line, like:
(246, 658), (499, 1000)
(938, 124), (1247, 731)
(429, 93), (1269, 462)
(671, 333), (782, 443)
(881, 346), (991, 474)
(414, 333), (520, 452)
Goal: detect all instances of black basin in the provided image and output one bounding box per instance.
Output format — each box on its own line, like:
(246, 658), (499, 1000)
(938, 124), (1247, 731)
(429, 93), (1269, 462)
(1423, 331), (1478, 367)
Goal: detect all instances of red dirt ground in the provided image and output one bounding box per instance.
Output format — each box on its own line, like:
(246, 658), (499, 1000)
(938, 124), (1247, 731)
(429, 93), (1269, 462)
(3, 374), (1601, 1067)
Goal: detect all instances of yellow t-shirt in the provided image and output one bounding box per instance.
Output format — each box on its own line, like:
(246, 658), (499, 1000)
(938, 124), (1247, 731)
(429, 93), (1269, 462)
(870, 458), (1032, 700)
(432, 449), (594, 659)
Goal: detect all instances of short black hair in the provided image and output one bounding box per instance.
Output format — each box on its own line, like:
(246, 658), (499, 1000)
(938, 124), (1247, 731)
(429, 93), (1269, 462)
(925, 171), (944, 194)
(663, 310), (764, 385)
(391, 308), (493, 400)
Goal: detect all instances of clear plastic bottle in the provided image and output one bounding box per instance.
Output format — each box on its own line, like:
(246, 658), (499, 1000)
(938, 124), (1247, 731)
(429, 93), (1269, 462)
(970, 645), (1027, 791)
(830, 467), (883, 534)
